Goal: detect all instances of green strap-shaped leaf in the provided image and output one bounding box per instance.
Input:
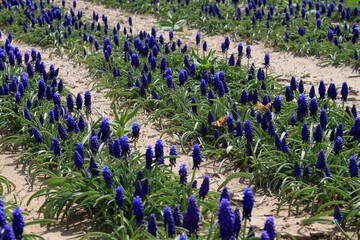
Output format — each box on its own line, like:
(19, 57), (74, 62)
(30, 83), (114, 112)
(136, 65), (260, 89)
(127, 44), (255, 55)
(217, 172), (252, 191)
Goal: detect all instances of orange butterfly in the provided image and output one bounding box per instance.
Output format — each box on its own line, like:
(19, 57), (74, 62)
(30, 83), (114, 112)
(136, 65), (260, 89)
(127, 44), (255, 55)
(211, 115), (227, 127)
(45, 8), (51, 12)
(257, 101), (272, 111)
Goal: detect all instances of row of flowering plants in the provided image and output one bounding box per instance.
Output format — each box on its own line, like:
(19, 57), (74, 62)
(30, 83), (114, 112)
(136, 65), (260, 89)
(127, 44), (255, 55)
(0, 31), (290, 239)
(80, 21), (360, 237)
(0, 0), (356, 237)
(80, 0), (360, 70)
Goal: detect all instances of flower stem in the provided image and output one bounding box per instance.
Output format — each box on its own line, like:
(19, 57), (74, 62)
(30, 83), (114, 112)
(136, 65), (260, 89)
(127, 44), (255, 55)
(242, 218), (248, 239)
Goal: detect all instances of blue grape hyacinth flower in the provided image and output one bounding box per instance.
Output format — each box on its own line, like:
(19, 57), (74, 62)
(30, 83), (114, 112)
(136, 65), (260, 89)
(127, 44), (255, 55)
(199, 176), (210, 200)
(103, 166), (114, 188)
(218, 198), (235, 240)
(132, 196), (144, 225)
(183, 195), (200, 238)
(192, 144), (202, 169)
(242, 187), (254, 221)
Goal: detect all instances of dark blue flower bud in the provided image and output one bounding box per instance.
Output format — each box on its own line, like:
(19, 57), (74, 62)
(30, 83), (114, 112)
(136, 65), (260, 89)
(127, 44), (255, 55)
(314, 124), (323, 143)
(349, 156), (359, 178)
(192, 144), (202, 169)
(183, 195), (200, 238)
(179, 163), (187, 185)
(327, 83), (337, 100)
(67, 93), (74, 112)
(341, 82), (348, 101)
(302, 123), (309, 143)
(242, 187), (254, 220)
(218, 198), (235, 240)
(51, 137), (61, 156)
(264, 53), (270, 68)
(334, 136), (343, 155)
(103, 165), (114, 188)
(263, 216), (276, 240)
(334, 204), (343, 223)
(164, 206), (176, 238)
(74, 150), (84, 170)
(145, 145), (153, 170)
(297, 94), (308, 122)
(298, 80), (304, 93)
(199, 176), (210, 199)
(147, 213), (157, 237)
(115, 185), (124, 211)
(273, 96), (282, 113)
(58, 79), (63, 93)
(12, 207), (25, 240)
(66, 116), (76, 133)
(281, 137), (289, 153)
(33, 127), (42, 143)
(294, 160), (302, 177)
(3, 225), (16, 239)
(90, 135), (99, 154)
(88, 156), (99, 177)
(155, 138), (164, 164)
(285, 86), (293, 101)
(205, 111), (215, 127)
(38, 79), (46, 100)
(84, 90), (91, 114)
(290, 76), (297, 91)
(169, 145), (178, 167)
(246, 45), (251, 59)
(120, 136), (131, 159)
(320, 108), (327, 129)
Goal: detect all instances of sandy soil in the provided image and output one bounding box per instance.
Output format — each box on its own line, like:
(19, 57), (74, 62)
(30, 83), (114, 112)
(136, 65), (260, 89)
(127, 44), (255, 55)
(0, 1), (357, 239)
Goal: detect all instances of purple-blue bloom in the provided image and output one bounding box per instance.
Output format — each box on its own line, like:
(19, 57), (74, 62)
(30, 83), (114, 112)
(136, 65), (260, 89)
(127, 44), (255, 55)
(115, 186), (124, 210)
(218, 198), (235, 240)
(12, 207), (25, 240)
(349, 156), (359, 178)
(169, 145), (178, 167)
(103, 166), (114, 188)
(183, 195), (200, 238)
(145, 145), (153, 170)
(199, 176), (210, 200)
(51, 137), (61, 156)
(242, 187), (254, 221)
(155, 138), (164, 164)
(334, 204), (343, 223)
(89, 156), (100, 177)
(179, 163), (187, 186)
(173, 205), (182, 227)
(192, 144), (202, 169)
(163, 206), (176, 238)
(132, 196), (144, 225)
(120, 136), (131, 158)
(334, 136), (343, 155)
(147, 214), (157, 237)
(132, 123), (140, 139)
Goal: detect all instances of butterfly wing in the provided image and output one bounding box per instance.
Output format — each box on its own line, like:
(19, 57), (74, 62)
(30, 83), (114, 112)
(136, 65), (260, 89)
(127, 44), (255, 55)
(265, 102), (272, 110)
(258, 101), (273, 111)
(212, 115), (227, 127)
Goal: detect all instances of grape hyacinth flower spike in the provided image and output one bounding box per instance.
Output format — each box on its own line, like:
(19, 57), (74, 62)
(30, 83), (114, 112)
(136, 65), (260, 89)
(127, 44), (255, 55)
(218, 198), (235, 240)
(183, 195), (200, 238)
(192, 144), (202, 169)
(199, 176), (210, 199)
(242, 187), (254, 221)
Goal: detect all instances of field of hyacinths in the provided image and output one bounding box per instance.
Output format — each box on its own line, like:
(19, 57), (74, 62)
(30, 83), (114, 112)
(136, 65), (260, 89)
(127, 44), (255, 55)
(86, 0), (360, 69)
(0, 0), (358, 239)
